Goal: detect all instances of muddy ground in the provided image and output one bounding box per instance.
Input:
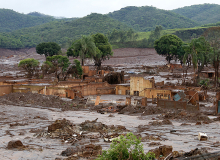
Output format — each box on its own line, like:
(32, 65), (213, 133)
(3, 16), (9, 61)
(0, 48), (220, 159)
(0, 92), (219, 160)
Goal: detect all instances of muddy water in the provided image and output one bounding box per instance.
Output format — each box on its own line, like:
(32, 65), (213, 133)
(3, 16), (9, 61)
(0, 104), (220, 159)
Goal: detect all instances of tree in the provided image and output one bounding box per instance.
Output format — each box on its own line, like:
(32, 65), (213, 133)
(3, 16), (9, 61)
(41, 61), (54, 78)
(148, 26), (163, 47)
(36, 42), (61, 57)
(183, 36), (211, 84)
(67, 59), (83, 78)
(176, 45), (185, 66)
(46, 55), (70, 81)
(18, 58), (39, 78)
(68, 35), (96, 66)
(203, 27), (220, 87)
(154, 34), (183, 63)
(96, 132), (155, 160)
(92, 33), (113, 69)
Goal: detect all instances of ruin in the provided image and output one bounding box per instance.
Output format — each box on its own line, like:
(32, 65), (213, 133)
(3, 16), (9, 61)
(0, 48), (219, 159)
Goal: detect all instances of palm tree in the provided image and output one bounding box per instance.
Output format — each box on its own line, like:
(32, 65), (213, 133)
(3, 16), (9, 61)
(183, 37), (209, 84)
(73, 35), (96, 66)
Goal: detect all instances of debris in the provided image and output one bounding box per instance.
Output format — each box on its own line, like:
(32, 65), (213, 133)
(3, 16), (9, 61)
(198, 132), (208, 141)
(7, 140), (25, 149)
(148, 142), (161, 147)
(149, 145), (173, 159)
(61, 144), (102, 158)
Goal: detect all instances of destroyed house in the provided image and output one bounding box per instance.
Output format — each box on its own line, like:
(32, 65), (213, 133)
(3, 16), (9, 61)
(130, 76), (155, 96)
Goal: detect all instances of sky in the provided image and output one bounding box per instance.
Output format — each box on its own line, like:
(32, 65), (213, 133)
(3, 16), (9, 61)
(1, 0), (220, 18)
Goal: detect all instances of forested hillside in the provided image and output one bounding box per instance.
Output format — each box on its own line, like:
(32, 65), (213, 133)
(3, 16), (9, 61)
(0, 9), (57, 32)
(172, 4), (220, 24)
(107, 6), (199, 31)
(0, 13), (130, 48)
(0, 4), (220, 49)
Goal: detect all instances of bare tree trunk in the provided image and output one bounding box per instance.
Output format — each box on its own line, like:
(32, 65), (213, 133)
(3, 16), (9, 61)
(81, 58), (84, 66)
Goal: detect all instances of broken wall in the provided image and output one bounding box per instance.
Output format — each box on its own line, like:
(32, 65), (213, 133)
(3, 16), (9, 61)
(144, 88), (171, 99)
(0, 85), (13, 96)
(115, 85), (130, 95)
(157, 99), (199, 112)
(130, 77), (154, 96)
(71, 82), (115, 96)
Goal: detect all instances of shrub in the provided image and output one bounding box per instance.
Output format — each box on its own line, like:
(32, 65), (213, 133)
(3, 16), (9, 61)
(96, 132), (155, 160)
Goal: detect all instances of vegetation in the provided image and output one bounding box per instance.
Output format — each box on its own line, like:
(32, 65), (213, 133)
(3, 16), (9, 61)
(92, 33), (113, 68)
(172, 4), (220, 25)
(0, 9), (56, 32)
(0, 13), (130, 49)
(108, 6), (198, 32)
(18, 58), (39, 78)
(68, 35), (96, 66)
(183, 37), (211, 83)
(36, 42), (61, 57)
(96, 132), (155, 160)
(0, 5), (220, 49)
(154, 34), (183, 63)
(203, 27), (220, 86)
(46, 55), (70, 81)
(72, 59), (83, 78)
(41, 57), (82, 80)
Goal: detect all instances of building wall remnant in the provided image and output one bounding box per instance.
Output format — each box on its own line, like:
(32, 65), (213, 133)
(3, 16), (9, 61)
(157, 99), (199, 112)
(126, 97), (131, 105)
(144, 88), (171, 99)
(115, 84), (130, 95)
(185, 90), (199, 105)
(200, 71), (215, 78)
(0, 85), (13, 96)
(142, 97), (147, 106)
(69, 82), (115, 97)
(130, 77), (154, 97)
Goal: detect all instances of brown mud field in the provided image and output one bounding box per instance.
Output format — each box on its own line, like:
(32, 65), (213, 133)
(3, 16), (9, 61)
(0, 48), (220, 159)
(0, 92), (219, 159)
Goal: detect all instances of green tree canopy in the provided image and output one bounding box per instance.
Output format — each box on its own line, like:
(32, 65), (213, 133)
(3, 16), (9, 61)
(18, 58), (39, 78)
(67, 59), (83, 78)
(46, 55), (70, 81)
(154, 34), (183, 63)
(203, 27), (220, 86)
(92, 33), (113, 68)
(36, 42), (61, 57)
(183, 36), (211, 71)
(68, 35), (96, 66)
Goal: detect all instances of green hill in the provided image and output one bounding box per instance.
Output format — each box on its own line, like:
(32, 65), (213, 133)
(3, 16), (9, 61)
(107, 6), (199, 32)
(27, 12), (52, 17)
(172, 3), (220, 25)
(0, 13), (131, 48)
(0, 9), (57, 32)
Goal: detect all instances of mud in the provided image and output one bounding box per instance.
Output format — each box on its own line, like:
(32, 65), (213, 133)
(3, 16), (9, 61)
(0, 92), (87, 111)
(1, 48), (220, 159)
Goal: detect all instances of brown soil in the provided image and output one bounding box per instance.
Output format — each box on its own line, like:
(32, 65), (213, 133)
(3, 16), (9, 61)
(0, 92), (86, 111)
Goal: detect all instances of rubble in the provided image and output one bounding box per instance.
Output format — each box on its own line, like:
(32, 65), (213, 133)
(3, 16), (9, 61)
(0, 48), (220, 159)
(149, 145), (173, 159)
(7, 140), (25, 150)
(61, 144), (102, 159)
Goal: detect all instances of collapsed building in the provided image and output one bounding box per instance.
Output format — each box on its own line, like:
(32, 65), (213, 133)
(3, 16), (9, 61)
(0, 63), (215, 113)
